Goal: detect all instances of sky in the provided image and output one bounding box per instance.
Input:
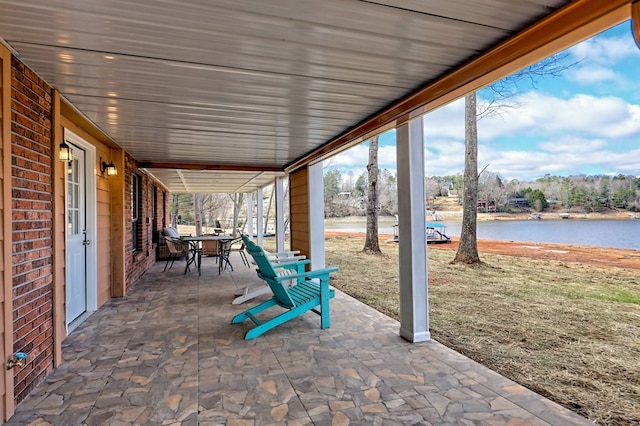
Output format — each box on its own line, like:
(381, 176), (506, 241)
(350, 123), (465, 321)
(327, 20), (640, 183)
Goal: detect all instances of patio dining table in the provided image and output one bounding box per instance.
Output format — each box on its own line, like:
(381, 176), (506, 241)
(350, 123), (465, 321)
(181, 235), (234, 276)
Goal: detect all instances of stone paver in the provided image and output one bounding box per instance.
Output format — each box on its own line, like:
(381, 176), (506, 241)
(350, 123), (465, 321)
(7, 254), (594, 425)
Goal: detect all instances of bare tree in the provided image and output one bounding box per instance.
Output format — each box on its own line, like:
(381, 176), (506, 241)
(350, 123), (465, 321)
(231, 193), (244, 237)
(201, 193), (229, 228)
(453, 93), (480, 263)
(194, 193), (203, 235)
(453, 54), (575, 264)
(170, 193), (192, 226)
(264, 187), (274, 234)
(363, 135), (382, 254)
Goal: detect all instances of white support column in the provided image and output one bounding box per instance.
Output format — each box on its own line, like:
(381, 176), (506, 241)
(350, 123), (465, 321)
(246, 192), (254, 238)
(275, 177), (285, 252)
(396, 116), (430, 343)
(308, 162), (326, 269)
(256, 187), (264, 246)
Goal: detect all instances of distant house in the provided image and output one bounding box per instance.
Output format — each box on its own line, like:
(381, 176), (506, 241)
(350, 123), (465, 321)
(448, 189), (460, 198)
(477, 199), (496, 212)
(508, 197), (530, 209)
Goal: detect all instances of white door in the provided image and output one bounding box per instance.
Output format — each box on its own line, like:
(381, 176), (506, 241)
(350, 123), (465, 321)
(66, 145), (87, 324)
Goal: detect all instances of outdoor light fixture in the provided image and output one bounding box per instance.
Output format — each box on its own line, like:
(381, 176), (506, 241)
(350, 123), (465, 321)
(101, 160), (118, 176)
(59, 141), (73, 161)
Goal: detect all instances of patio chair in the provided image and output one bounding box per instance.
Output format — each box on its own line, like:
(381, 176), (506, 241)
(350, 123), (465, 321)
(231, 239), (338, 339)
(232, 235), (308, 305)
(229, 238), (250, 267)
(218, 238), (234, 274)
(231, 235), (311, 305)
(163, 236), (192, 273)
(201, 234), (220, 257)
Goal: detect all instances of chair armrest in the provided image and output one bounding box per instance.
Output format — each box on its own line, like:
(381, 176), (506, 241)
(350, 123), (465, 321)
(276, 259), (311, 269)
(273, 267), (339, 284)
(270, 256), (308, 264)
(176, 241), (192, 251)
(268, 251), (302, 258)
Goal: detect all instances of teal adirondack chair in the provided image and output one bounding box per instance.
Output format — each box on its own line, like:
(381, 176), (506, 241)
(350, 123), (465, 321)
(232, 236), (338, 339)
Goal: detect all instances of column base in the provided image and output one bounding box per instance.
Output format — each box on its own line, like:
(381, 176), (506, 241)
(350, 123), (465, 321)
(399, 328), (431, 343)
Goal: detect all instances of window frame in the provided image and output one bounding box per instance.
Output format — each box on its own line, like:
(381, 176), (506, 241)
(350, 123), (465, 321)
(132, 172), (142, 252)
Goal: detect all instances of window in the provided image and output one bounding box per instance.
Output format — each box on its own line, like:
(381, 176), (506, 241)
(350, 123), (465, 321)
(151, 184), (158, 243)
(162, 191), (167, 227)
(132, 173), (142, 252)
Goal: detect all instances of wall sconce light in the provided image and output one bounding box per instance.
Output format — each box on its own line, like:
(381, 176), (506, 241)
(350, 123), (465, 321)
(59, 141), (73, 162)
(101, 160), (118, 176)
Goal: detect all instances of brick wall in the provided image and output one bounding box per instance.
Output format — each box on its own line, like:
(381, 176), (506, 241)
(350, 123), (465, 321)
(10, 56), (54, 403)
(8, 56), (170, 405)
(124, 154), (169, 292)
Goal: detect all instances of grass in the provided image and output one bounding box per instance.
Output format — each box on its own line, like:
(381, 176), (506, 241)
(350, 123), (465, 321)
(323, 236), (640, 426)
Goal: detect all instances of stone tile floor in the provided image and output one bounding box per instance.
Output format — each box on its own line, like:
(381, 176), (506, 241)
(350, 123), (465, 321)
(8, 254), (594, 425)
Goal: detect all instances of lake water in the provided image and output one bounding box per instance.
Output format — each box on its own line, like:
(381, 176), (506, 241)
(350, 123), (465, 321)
(325, 219), (640, 251)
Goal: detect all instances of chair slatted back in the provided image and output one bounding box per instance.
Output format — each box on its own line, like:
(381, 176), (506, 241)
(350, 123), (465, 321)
(241, 235), (296, 308)
(164, 236), (184, 255)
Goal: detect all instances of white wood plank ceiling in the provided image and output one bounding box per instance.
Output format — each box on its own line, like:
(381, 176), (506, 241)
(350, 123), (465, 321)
(0, 0), (572, 192)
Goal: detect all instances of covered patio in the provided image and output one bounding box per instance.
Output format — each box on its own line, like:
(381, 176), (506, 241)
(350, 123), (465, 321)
(2, 0), (639, 422)
(8, 256), (591, 425)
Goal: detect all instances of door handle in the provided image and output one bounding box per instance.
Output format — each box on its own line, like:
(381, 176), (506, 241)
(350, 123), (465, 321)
(83, 240), (90, 246)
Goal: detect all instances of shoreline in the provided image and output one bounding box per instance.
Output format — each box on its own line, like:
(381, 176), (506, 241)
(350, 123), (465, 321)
(326, 211), (639, 223)
(324, 231), (640, 270)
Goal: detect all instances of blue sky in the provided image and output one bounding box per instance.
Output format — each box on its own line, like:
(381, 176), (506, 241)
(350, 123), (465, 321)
(328, 20), (640, 182)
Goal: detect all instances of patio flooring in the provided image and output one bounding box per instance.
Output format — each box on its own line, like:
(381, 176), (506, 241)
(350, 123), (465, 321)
(8, 253), (593, 425)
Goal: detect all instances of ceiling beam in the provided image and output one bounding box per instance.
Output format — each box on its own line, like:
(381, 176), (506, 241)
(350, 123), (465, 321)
(137, 161), (283, 172)
(286, 0), (630, 173)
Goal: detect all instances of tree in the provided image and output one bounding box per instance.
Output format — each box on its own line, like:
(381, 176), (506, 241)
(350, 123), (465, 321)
(230, 193), (244, 237)
(201, 193), (231, 228)
(324, 169), (341, 215)
(453, 53), (574, 264)
(363, 135), (382, 254)
(478, 171), (506, 212)
(170, 193), (193, 226)
(354, 173), (366, 198)
(194, 193), (203, 235)
(526, 189), (548, 212)
(378, 169), (398, 215)
(453, 93), (480, 263)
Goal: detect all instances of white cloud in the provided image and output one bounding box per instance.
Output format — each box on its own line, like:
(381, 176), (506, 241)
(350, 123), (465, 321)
(566, 34), (640, 86)
(567, 66), (618, 84)
(569, 35), (638, 65)
(327, 144), (368, 168)
(328, 130), (640, 183)
(424, 138), (466, 177)
(421, 96), (640, 180)
(327, 142), (397, 172)
(478, 92), (640, 140)
(423, 98), (465, 140)
(537, 136), (608, 153)
(428, 135), (640, 182)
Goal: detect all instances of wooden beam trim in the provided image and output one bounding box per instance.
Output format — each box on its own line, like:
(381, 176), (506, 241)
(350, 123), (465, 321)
(633, 0), (640, 49)
(51, 91), (65, 369)
(0, 42), (15, 420)
(286, 0), (630, 172)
